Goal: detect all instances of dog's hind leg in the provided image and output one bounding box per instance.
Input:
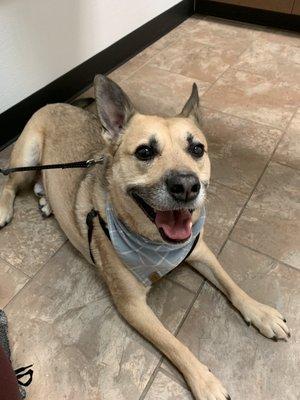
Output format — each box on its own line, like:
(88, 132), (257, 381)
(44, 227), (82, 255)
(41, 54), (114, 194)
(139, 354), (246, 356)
(38, 196), (52, 218)
(0, 118), (43, 228)
(33, 179), (52, 218)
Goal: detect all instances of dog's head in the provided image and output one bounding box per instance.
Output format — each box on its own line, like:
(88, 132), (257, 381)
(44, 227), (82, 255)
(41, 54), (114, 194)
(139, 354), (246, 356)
(94, 75), (210, 243)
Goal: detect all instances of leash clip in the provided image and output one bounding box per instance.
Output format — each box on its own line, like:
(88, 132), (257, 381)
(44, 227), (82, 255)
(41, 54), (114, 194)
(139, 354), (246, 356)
(86, 155), (105, 168)
(0, 168), (9, 176)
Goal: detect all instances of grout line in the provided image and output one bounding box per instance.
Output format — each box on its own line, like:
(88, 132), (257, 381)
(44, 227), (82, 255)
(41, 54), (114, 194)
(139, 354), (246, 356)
(139, 279), (206, 400)
(174, 280), (206, 336)
(139, 358), (164, 400)
(119, 26), (187, 84)
(210, 179), (249, 196)
(198, 43), (254, 98)
(229, 238), (300, 273)
(8, 233), (67, 277)
(158, 366), (189, 389)
(201, 104), (285, 131)
(3, 239), (68, 310)
(0, 255), (31, 279)
(166, 275), (200, 296)
(271, 160), (300, 171)
(217, 107), (298, 257)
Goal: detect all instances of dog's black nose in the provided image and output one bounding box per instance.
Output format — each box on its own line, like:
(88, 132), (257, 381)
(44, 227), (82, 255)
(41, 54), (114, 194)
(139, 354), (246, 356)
(166, 171), (200, 202)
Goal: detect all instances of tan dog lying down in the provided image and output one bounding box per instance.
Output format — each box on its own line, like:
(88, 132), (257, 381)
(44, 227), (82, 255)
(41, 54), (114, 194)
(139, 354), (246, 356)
(0, 75), (290, 400)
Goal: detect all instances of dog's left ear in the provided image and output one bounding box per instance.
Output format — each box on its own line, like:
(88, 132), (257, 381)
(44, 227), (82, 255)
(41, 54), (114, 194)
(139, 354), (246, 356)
(94, 74), (135, 142)
(179, 83), (201, 126)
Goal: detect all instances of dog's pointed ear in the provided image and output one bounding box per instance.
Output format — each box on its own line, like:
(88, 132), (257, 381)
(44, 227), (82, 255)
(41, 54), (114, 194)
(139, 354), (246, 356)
(94, 74), (135, 141)
(179, 83), (201, 126)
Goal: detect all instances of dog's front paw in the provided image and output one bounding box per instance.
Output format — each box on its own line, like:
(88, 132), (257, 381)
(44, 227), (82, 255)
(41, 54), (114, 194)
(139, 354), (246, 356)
(187, 365), (230, 400)
(235, 296), (290, 341)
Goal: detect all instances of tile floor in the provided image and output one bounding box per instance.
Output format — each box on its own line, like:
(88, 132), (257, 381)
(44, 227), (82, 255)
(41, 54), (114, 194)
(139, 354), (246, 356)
(0, 15), (299, 400)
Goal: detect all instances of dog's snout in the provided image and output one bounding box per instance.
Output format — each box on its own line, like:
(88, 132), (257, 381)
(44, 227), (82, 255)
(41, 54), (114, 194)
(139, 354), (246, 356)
(166, 171), (200, 202)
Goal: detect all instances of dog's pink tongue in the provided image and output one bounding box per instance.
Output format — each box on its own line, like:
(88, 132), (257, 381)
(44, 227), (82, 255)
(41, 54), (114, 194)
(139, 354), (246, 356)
(155, 209), (192, 241)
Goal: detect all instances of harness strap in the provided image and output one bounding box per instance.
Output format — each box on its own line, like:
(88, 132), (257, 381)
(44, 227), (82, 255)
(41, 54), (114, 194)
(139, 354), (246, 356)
(86, 208), (110, 264)
(0, 156), (105, 176)
(183, 231), (200, 262)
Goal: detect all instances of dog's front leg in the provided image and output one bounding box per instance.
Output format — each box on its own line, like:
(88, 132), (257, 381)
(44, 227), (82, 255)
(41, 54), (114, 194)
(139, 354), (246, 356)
(91, 226), (230, 400)
(187, 240), (290, 341)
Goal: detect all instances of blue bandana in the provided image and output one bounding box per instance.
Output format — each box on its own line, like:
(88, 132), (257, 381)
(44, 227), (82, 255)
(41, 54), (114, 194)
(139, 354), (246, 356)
(105, 203), (206, 286)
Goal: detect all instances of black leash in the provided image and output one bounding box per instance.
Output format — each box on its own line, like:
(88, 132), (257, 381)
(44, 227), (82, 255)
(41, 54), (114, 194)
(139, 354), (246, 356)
(0, 156), (105, 176)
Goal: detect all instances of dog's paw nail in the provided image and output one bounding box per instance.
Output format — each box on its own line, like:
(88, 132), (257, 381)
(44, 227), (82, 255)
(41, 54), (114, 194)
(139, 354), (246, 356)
(283, 318), (287, 323)
(246, 320), (251, 327)
(272, 335), (278, 342)
(226, 395), (231, 400)
(287, 332), (291, 338)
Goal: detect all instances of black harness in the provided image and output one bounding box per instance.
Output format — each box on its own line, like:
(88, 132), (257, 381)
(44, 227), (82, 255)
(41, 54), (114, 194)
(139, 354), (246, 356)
(86, 209), (110, 264)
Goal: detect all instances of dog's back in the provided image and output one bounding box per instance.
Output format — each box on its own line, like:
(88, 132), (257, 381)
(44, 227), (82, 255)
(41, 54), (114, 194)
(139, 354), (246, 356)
(0, 103), (104, 259)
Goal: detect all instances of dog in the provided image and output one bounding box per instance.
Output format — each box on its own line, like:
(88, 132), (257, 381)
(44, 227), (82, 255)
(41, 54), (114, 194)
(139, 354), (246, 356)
(0, 75), (290, 400)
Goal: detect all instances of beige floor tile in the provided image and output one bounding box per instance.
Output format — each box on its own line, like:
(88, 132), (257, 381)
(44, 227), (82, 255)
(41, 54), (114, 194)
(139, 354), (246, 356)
(5, 242), (194, 400)
(178, 17), (257, 52)
(144, 371), (192, 400)
(273, 109), (300, 169)
(231, 162), (300, 269)
(172, 15), (205, 35)
(148, 26), (183, 51)
(202, 69), (299, 129)
(167, 262), (204, 293)
(161, 241), (300, 400)
(108, 45), (160, 83)
(235, 39), (300, 84)
(0, 258), (29, 308)
(0, 190), (66, 276)
(202, 108), (282, 194)
(258, 27), (300, 47)
(119, 65), (211, 116)
(204, 182), (248, 254)
(148, 38), (239, 83)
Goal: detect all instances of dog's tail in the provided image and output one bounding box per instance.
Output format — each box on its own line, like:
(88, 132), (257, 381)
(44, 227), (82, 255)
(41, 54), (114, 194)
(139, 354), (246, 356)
(70, 97), (94, 108)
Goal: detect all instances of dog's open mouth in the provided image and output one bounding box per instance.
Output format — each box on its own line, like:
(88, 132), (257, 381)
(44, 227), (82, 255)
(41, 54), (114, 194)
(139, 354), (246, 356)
(131, 192), (193, 243)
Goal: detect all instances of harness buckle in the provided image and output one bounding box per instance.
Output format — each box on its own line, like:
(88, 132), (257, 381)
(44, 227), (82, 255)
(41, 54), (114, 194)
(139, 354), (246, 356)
(86, 156), (105, 168)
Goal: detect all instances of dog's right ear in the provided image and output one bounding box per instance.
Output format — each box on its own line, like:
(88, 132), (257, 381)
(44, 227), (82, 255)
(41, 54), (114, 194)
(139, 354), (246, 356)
(94, 74), (135, 142)
(178, 83), (201, 126)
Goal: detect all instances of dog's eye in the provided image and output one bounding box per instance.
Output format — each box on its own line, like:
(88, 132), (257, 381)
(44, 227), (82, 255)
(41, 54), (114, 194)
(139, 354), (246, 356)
(189, 143), (205, 159)
(135, 145), (155, 161)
